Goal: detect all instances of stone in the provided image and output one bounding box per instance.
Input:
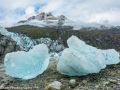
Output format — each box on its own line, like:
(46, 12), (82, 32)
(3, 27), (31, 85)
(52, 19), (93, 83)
(103, 79), (118, 87)
(69, 79), (78, 88)
(44, 81), (64, 90)
(108, 79), (118, 85)
(82, 80), (87, 85)
(0, 83), (8, 89)
(117, 70), (120, 73)
(103, 81), (109, 86)
(95, 85), (100, 88)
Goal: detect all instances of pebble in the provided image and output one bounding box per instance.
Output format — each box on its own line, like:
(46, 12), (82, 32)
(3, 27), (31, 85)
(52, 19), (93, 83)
(69, 79), (78, 88)
(82, 80), (87, 85)
(95, 85), (100, 88)
(44, 81), (64, 90)
(108, 79), (118, 84)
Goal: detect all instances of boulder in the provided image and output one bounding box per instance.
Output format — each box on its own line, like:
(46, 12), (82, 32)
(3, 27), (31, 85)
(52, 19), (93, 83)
(44, 81), (64, 90)
(69, 79), (78, 88)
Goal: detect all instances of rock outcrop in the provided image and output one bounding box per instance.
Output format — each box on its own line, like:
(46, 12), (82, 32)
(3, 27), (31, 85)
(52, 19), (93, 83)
(35, 12), (55, 20)
(0, 34), (19, 56)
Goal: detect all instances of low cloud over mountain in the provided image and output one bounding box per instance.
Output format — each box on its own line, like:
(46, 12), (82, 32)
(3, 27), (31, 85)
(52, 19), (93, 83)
(0, 0), (120, 27)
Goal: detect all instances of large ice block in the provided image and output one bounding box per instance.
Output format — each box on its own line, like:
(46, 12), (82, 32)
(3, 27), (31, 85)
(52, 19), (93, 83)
(4, 44), (50, 80)
(57, 36), (120, 76)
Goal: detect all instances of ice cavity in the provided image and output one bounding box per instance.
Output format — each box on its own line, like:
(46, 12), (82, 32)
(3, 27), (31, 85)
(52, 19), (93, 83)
(4, 44), (50, 80)
(57, 36), (120, 76)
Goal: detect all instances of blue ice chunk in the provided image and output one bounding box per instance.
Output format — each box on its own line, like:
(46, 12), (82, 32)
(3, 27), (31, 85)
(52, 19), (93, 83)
(102, 49), (120, 65)
(57, 36), (120, 76)
(4, 44), (50, 80)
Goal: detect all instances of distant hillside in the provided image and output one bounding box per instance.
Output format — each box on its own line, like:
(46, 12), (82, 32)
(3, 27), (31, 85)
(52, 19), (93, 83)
(6, 25), (120, 51)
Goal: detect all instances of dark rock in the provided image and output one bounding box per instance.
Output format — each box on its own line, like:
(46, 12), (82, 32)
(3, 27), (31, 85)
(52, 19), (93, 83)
(0, 34), (20, 58)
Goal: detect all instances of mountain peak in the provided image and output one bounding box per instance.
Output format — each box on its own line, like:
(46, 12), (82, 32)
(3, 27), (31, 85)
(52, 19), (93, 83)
(18, 12), (68, 24)
(35, 12), (54, 20)
(38, 12), (52, 16)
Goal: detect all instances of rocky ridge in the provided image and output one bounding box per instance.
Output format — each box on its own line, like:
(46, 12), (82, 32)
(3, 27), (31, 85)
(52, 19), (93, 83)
(18, 12), (67, 24)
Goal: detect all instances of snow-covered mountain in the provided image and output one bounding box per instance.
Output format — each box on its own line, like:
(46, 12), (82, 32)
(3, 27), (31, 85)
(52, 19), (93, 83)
(14, 12), (70, 27)
(15, 12), (120, 30)
(18, 12), (68, 24)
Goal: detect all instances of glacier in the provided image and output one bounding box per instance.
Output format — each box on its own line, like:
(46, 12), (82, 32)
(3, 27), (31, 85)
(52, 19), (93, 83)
(57, 36), (120, 76)
(0, 27), (34, 51)
(0, 27), (64, 52)
(4, 44), (50, 80)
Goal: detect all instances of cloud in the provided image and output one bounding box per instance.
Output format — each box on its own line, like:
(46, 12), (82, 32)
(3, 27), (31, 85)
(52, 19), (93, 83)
(0, 0), (120, 27)
(24, 6), (36, 18)
(89, 10), (120, 25)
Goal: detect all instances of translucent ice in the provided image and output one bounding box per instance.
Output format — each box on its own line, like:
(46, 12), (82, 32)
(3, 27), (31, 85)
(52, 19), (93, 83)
(0, 27), (64, 52)
(57, 36), (120, 76)
(50, 53), (60, 60)
(4, 44), (50, 80)
(102, 49), (120, 65)
(0, 27), (9, 35)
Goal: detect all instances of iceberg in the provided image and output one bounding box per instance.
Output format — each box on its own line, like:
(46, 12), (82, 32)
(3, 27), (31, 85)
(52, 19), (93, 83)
(57, 36), (120, 76)
(4, 44), (50, 80)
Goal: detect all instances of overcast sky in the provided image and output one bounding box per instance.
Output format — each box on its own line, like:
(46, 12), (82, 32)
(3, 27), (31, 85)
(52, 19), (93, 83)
(0, 0), (120, 27)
